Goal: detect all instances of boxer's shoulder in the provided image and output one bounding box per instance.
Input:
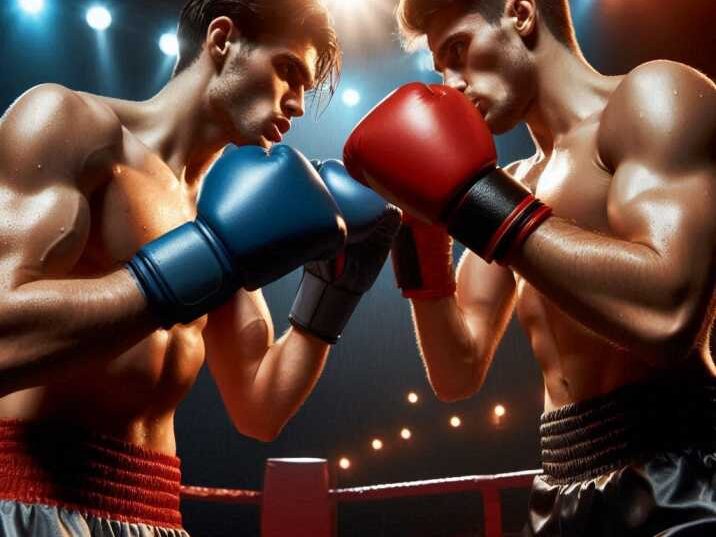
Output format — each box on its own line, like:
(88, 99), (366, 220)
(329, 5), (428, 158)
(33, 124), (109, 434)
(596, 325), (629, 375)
(0, 84), (122, 182)
(598, 61), (716, 170)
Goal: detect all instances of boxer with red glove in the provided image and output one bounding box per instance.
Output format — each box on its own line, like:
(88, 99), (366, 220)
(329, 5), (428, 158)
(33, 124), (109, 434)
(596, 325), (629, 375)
(344, 83), (552, 265)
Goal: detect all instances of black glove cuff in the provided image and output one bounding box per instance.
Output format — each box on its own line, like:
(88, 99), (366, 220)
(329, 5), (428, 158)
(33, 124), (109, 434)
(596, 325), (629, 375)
(447, 167), (544, 263)
(288, 271), (363, 344)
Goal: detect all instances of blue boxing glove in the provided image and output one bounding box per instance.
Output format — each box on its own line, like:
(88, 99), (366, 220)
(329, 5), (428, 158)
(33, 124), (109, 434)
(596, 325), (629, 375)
(289, 160), (401, 343)
(128, 145), (347, 327)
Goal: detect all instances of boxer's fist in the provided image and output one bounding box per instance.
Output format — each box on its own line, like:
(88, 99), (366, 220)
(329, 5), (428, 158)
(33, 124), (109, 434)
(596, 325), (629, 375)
(289, 160), (401, 343)
(128, 145), (347, 326)
(344, 83), (551, 264)
(344, 83), (496, 223)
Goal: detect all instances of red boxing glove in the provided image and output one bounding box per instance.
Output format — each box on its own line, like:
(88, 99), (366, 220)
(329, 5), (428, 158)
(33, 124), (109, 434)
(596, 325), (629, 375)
(344, 83), (551, 264)
(392, 213), (456, 299)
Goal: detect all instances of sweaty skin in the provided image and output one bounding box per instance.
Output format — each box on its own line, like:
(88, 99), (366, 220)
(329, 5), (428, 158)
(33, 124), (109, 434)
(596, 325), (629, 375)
(408, 4), (716, 411)
(0, 21), (329, 452)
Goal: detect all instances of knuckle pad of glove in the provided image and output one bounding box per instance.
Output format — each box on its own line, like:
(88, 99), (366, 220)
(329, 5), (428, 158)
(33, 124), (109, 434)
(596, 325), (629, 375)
(198, 145), (345, 287)
(344, 83), (497, 222)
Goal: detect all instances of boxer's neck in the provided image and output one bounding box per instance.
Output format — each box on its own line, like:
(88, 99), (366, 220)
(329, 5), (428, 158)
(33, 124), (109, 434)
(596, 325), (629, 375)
(523, 37), (619, 155)
(126, 59), (227, 183)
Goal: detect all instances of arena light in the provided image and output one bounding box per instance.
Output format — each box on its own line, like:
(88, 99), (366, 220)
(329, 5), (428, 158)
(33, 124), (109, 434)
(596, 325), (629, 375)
(449, 416), (462, 428)
(400, 428), (412, 440)
(371, 438), (383, 451)
(159, 32), (179, 57)
(19, 0), (44, 14)
(338, 457), (351, 470)
(492, 403), (507, 428)
(86, 6), (112, 31)
(320, 0), (394, 47)
(341, 88), (361, 108)
(407, 391), (419, 404)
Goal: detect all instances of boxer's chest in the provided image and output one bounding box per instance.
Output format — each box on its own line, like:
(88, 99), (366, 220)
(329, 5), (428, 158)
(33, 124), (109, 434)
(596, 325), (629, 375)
(514, 115), (624, 361)
(78, 133), (197, 274)
(528, 116), (614, 235)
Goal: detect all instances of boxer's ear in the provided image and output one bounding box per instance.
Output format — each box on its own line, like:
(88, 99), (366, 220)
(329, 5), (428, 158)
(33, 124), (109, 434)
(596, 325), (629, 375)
(506, 0), (537, 38)
(206, 16), (238, 68)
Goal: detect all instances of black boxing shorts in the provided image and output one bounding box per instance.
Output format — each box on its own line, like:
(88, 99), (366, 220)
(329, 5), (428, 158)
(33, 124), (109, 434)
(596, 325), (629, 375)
(523, 373), (716, 537)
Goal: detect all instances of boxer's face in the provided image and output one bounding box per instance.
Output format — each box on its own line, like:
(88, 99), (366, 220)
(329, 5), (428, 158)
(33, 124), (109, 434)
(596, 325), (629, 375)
(209, 34), (318, 148)
(427, 5), (536, 134)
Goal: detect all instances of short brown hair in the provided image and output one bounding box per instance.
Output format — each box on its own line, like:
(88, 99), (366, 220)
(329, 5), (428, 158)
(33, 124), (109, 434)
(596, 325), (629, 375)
(397, 0), (576, 49)
(175, 0), (341, 95)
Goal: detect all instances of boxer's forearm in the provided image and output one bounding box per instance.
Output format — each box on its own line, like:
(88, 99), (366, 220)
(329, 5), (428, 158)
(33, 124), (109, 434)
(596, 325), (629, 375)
(253, 327), (329, 437)
(410, 297), (497, 402)
(512, 217), (711, 361)
(0, 269), (156, 394)
(213, 317), (330, 442)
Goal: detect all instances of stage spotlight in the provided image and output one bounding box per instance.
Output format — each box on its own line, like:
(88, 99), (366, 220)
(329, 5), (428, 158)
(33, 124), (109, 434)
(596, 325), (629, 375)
(449, 416), (462, 428)
(341, 88), (361, 108)
(19, 0), (44, 14)
(338, 457), (351, 469)
(400, 428), (412, 440)
(371, 439), (383, 451)
(494, 404), (506, 417)
(407, 392), (419, 404)
(159, 33), (179, 57)
(86, 6), (112, 31)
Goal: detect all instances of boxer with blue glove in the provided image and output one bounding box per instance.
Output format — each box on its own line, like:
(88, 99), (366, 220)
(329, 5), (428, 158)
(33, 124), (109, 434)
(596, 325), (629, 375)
(0, 1), (348, 534)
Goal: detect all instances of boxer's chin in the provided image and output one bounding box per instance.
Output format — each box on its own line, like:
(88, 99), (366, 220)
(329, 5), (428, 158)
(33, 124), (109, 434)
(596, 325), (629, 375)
(484, 109), (515, 135)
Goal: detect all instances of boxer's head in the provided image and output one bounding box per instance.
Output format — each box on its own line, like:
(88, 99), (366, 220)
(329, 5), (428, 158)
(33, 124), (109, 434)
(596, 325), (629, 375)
(397, 0), (577, 133)
(175, 0), (341, 148)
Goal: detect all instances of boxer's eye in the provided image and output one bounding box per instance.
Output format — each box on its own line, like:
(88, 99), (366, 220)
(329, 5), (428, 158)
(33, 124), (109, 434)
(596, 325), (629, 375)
(448, 40), (467, 66)
(277, 60), (301, 87)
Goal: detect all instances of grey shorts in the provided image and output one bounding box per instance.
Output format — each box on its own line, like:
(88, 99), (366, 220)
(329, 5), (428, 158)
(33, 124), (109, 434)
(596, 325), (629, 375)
(0, 500), (190, 536)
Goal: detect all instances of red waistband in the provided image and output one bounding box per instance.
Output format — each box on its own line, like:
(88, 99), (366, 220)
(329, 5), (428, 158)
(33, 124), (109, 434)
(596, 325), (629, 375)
(0, 419), (183, 528)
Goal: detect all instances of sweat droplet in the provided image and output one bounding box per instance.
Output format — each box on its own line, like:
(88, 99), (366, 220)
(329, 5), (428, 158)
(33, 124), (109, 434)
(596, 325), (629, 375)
(37, 164), (42, 169)
(673, 89), (679, 96)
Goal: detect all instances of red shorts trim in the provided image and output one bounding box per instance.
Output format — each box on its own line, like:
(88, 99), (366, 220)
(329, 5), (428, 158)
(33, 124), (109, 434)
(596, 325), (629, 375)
(0, 419), (183, 528)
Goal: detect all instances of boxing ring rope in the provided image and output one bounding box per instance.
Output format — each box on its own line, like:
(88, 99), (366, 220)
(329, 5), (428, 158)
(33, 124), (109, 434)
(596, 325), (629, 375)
(180, 459), (541, 537)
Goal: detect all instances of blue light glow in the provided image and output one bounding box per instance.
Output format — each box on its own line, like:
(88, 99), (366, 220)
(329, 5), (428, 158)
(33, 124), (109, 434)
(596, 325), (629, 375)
(86, 6), (112, 31)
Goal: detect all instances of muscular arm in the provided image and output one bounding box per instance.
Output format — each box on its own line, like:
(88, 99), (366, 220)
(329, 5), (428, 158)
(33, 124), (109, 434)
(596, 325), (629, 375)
(512, 62), (716, 364)
(0, 85), (155, 394)
(411, 251), (516, 402)
(204, 290), (329, 442)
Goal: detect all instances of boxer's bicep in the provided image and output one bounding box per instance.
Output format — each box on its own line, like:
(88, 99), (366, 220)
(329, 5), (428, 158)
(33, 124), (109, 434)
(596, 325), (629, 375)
(205, 290), (275, 398)
(602, 61), (716, 307)
(0, 182), (91, 287)
(0, 85), (117, 287)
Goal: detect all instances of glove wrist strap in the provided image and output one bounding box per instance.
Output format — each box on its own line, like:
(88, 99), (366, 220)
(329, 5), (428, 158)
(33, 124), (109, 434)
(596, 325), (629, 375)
(289, 271), (363, 344)
(447, 167), (551, 264)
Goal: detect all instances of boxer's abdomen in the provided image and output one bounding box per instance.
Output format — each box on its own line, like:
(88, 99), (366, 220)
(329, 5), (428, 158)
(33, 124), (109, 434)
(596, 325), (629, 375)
(515, 279), (657, 411)
(0, 318), (207, 454)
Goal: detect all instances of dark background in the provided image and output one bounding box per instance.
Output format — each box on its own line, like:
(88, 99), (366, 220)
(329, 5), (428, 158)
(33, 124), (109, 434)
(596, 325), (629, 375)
(1, 1), (714, 535)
